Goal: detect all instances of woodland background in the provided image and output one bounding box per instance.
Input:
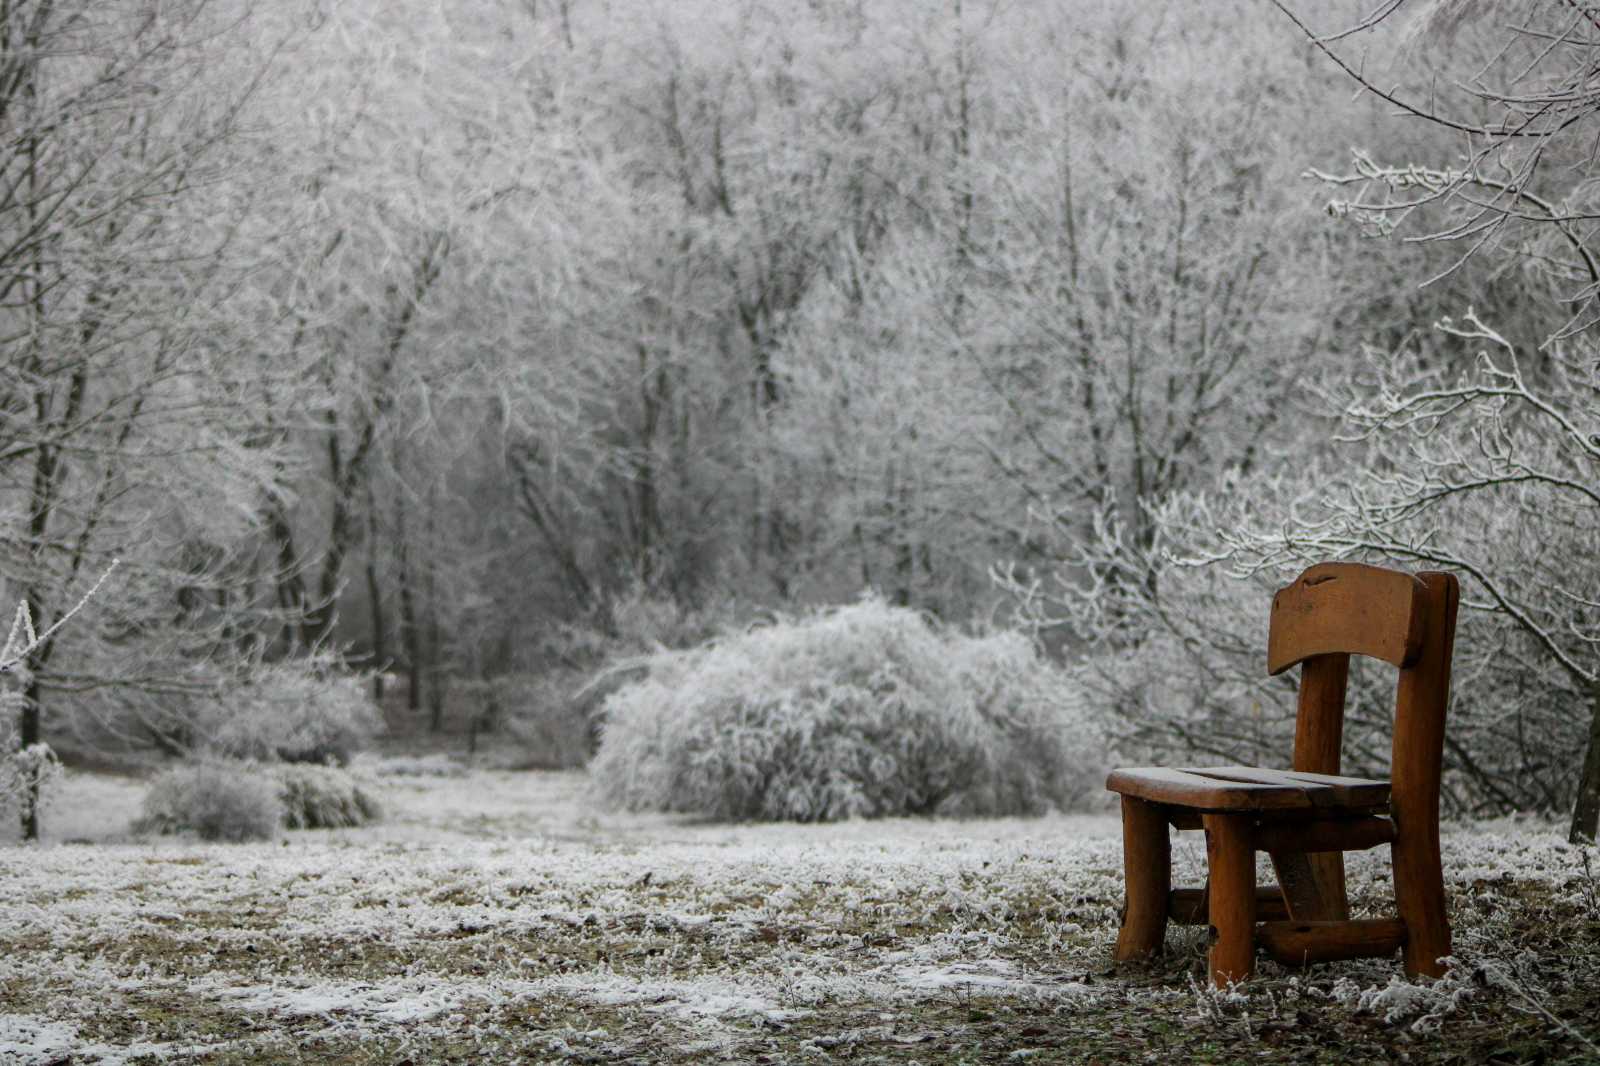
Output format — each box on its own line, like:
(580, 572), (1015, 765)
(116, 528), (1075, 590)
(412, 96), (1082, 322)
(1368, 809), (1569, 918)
(3, 0), (1598, 839)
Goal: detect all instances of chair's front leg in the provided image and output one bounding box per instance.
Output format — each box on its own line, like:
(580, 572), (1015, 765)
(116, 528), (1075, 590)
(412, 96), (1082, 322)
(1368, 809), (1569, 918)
(1113, 796), (1171, 962)
(1203, 813), (1256, 986)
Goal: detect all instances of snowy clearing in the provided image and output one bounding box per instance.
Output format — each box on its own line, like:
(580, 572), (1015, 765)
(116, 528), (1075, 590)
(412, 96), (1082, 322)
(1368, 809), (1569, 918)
(2, 763), (1597, 1064)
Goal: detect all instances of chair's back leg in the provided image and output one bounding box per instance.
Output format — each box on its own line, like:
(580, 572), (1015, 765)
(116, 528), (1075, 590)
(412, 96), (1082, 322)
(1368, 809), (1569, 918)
(1391, 573), (1458, 977)
(1269, 848), (1350, 921)
(1113, 796), (1171, 962)
(1292, 653), (1354, 919)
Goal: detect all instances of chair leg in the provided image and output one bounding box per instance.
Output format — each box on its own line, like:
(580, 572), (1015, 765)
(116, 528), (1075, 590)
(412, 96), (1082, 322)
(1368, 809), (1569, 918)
(1393, 831), (1450, 978)
(1203, 813), (1256, 986)
(1269, 850), (1349, 921)
(1309, 852), (1351, 919)
(1113, 796), (1170, 962)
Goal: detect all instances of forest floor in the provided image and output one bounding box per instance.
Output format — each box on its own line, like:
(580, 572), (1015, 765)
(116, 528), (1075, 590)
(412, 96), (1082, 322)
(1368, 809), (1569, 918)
(2, 764), (1598, 1065)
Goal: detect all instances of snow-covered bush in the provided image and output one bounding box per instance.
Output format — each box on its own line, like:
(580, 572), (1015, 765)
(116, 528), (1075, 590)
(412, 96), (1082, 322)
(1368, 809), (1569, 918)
(137, 762), (282, 842)
(137, 759), (383, 839)
(944, 630), (1103, 817)
(0, 742), (63, 839)
(198, 655), (383, 766)
(589, 598), (1101, 821)
(273, 762), (383, 829)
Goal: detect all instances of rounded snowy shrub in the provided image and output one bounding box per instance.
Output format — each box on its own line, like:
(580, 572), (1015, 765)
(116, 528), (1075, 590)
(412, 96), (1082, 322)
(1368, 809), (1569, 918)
(273, 762), (383, 829)
(589, 598), (1102, 821)
(137, 762), (282, 842)
(200, 655), (383, 766)
(137, 760), (383, 840)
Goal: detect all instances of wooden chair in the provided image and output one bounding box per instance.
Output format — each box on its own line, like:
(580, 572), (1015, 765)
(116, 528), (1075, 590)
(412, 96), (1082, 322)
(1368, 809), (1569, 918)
(1106, 562), (1459, 986)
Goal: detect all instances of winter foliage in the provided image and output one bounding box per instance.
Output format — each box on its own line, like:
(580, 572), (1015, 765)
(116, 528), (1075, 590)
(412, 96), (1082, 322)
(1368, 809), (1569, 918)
(3, 0), (1591, 839)
(591, 599), (1101, 821)
(993, 2), (1600, 834)
(0, 743), (61, 833)
(136, 762), (284, 843)
(272, 763), (384, 830)
(197, 657), (384, 766)
(489, 672), (597, 770)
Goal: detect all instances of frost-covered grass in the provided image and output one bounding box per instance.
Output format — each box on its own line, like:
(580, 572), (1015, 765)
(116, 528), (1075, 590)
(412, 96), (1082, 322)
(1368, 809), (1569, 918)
(1, 767), (1598, 1064)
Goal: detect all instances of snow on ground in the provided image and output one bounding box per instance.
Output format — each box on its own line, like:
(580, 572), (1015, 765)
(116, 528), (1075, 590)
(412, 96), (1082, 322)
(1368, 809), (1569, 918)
(0, 762), (1132, 1062)
(1, 760), (1596, 1064)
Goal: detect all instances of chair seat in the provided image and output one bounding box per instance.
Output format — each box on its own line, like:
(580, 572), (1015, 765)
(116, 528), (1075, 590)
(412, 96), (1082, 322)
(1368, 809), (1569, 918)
(1105, 765), (1390, 813)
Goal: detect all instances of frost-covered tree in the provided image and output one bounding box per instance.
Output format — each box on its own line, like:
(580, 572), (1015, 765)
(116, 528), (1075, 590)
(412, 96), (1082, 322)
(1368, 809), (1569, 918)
(234, 0), (607, 727)
(1259, 0), (1600, 842)
(1222, 322), (1600, 839)
(1007, 0), (1600, 841)
(773, 1), (1371, 612)
(0, 0), (312, 836)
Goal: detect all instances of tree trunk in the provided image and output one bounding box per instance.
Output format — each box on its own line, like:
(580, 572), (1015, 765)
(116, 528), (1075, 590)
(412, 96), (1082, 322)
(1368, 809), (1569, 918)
(365, 494), (387, 701)
(266, 498), (308, 649)
(1569, 678), (1600, 845)
(306, 231), (447, 649)
(18, 673), (40, 842)
(424, 484), (445, 733)
(510, 457), (598, 612)
(393, 493), (422, 713)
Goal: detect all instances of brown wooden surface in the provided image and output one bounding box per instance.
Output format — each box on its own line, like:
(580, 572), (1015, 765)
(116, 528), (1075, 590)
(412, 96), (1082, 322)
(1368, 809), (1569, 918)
(1113, 796), (1171, 962)
(1294, 652), (1354, 913)
(1166, 808), (1203, 831)
(1105, 766), (1389, 812)
(1293, 653), (1350, 775)
(1106, 767), (1301, 810)
(1391, 571), (1457, 978)
(1184, 767), (1390, 807)
(1169, 886), (1288, 925)
(1204, 813), (1256, 986)
(1267, 563), (1426, 675)
(1257, 918), (1407, 967)
(1253, 815), (1396, 854)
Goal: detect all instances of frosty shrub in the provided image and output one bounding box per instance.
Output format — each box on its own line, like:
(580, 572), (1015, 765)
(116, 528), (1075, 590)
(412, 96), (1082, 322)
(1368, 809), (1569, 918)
(137, 762), (282, 842)
(272, 762), (383, 829)
(945, 631), (1103, 817)
(137, 760), (383, 839)
(200, 655), (384, 766)
(0, 742), (63, 841)
(590, 598), (1101, 821)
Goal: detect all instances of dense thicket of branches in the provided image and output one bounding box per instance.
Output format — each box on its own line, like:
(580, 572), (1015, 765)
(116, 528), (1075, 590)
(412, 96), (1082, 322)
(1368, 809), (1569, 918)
(1008, 0), (1600, 839)
(5, 0), (1594, 836)
(0, 0), (304, 836)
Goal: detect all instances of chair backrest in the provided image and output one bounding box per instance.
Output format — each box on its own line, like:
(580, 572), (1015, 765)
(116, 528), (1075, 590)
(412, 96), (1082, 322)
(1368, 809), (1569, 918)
(1267, 563), (1459, 821)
